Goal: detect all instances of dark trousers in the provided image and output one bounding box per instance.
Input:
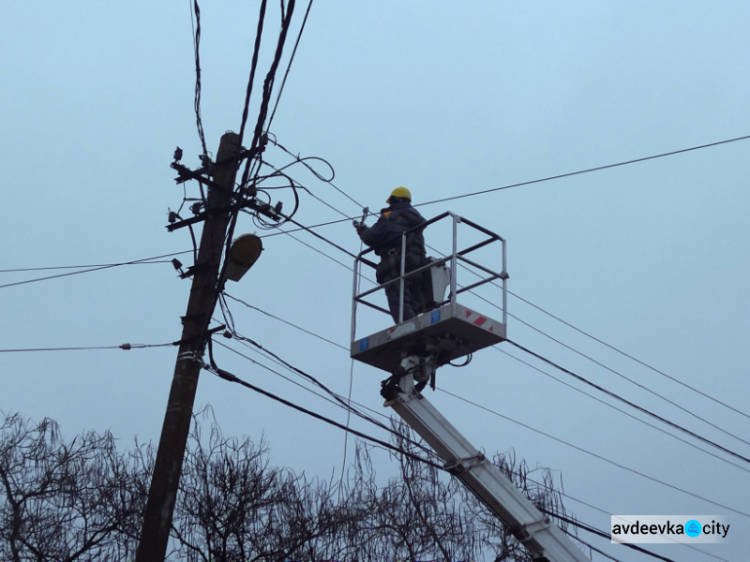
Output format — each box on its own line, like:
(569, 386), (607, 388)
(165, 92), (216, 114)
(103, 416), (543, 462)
(377, 253), (425, 324)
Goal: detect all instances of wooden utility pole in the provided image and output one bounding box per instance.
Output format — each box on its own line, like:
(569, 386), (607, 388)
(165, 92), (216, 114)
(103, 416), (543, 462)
(136, 132), (240, 561)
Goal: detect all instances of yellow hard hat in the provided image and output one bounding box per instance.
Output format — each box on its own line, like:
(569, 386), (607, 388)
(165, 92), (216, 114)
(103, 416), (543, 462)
(387, 186), (411, 202)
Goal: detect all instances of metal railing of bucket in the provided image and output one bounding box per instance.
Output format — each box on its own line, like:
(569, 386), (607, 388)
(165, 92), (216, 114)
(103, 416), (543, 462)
(351, 212), (507, 344)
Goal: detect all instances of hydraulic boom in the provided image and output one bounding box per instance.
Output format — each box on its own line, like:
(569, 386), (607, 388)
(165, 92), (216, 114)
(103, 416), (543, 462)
(385, 374), (588, 562)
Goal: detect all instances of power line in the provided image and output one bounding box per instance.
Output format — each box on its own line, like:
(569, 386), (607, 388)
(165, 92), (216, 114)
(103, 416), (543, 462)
(212, 336), (436, 459)
(537, 480), (729, 562)
(266, 135), (367, 210)
(0, 251), (191, 290)
(258, 215), (355, 238)
(284, 215), (361, 260)
(508, 339), (750, 466)
(551, 512), (676, 562)
(271, 223), (358, 272)
(189, 0), (208, 158)
(217, 298), (750, 522)
(267, 225), (377, 285)
(495, 346), (749, 475)
(259, 169), (749, 476)
(258, 157), (355, 219)
(213, 331), (393, 428)
(0, 260), (172, 273)
(223, 293), (348, 350)
(293, 221), (750, 457)
(0, 342), (175, 353)
(438, 387), (750, 518)
(236, 0), (267, 153)
(226, 182), (750, 520)
(219, 338), (392, 426)
(423, 243), (750, 451)
(250, 217), (750, 470)
(205, 353), (675, 562)
(218, 326), (631, 541)
(265, 0), (314, 133)
(216, 287), (723, 561)
(423, 241), (750, 435)
(415, 134), (750, 208)
(215, 338), (351, 413)
(508, 289), (750, 421)
(251, 131), (748, 451)
(509, 312), (750, 447)
(237, 0), (295, 193)
(258, 167), (749, 430)
(204, 362), (444, 471)
(217, 163), (742, 560)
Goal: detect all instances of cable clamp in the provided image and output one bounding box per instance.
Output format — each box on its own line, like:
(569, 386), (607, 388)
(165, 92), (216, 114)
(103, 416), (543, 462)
(177, 350), (204, 366)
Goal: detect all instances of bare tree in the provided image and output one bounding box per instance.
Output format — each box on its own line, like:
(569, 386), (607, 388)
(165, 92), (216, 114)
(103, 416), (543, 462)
(0, 411), (582, 561)
(0, 412), (144, 562)
(170, 413), (345, 562)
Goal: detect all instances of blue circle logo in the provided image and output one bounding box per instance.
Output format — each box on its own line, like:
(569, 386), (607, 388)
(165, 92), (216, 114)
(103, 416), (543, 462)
(685, 520), (702, 537)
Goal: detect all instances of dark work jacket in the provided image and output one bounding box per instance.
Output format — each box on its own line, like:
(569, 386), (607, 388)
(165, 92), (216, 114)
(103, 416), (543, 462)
(359, 199), (427, 282)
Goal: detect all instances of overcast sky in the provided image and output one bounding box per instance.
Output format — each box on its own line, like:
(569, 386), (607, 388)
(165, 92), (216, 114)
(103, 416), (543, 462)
(2, 2), (749, 560)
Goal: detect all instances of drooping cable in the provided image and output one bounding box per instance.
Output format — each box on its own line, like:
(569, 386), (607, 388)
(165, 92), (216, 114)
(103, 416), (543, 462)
(339, 237), (364, 491)
(214, 334), (395, 427)
(266, 134), (367, 209)
(203, 358), (444, 471)
(212, 331), (437, 459)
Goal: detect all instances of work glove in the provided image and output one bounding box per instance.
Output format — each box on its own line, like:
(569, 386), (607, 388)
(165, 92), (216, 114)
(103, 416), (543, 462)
(353, 221), (367, 234)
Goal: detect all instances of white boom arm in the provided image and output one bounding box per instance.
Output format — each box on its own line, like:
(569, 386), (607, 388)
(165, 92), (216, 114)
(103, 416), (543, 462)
(385, 376), (588, 562)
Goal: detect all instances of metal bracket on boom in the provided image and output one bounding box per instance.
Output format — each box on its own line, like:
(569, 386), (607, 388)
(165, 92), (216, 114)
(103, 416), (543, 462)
(444, 453), (486, 475)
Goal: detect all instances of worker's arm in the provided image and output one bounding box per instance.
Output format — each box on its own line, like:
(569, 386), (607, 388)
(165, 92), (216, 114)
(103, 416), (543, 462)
(359, 215), (393, 248)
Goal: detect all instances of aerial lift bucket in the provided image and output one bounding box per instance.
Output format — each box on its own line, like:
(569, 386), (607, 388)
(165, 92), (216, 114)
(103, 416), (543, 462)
(350, 212), (508, 375)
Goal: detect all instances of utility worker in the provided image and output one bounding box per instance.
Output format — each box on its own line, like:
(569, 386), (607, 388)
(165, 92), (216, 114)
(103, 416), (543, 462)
(354, 186), (428, 324)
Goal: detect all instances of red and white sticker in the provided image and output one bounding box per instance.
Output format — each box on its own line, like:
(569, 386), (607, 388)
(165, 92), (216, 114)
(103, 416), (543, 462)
(465, 309), (495, 332)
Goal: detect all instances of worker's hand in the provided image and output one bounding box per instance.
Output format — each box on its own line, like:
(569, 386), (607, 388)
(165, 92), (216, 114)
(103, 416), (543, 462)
(353, 221), (366, 234)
